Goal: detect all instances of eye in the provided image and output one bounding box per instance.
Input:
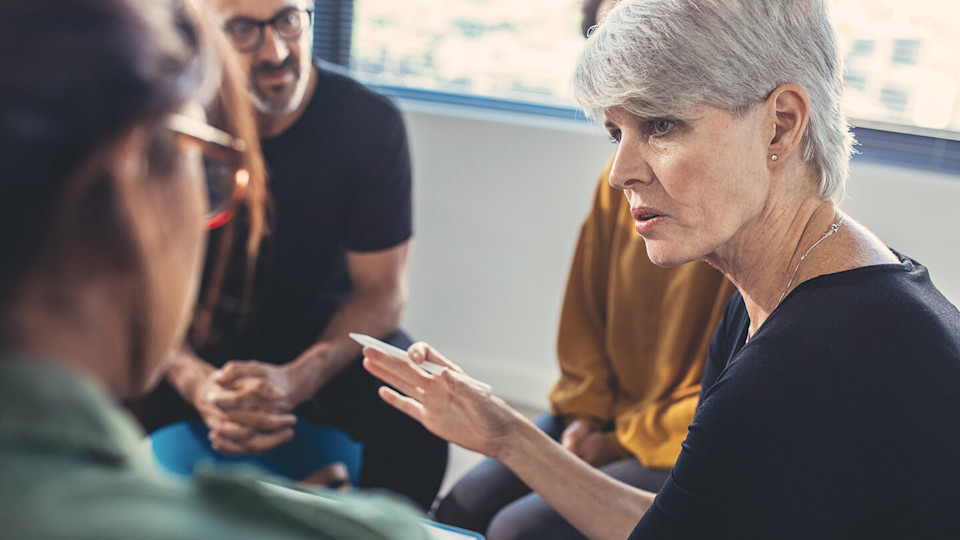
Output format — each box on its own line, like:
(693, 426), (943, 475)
(650, 119), (675, 135)
(275, 8), (305, 35)
(607, 130), (621, 144)
(225, 19), (257, 38)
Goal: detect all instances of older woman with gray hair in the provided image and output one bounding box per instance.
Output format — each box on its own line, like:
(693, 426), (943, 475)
(364, 0), (960, 538)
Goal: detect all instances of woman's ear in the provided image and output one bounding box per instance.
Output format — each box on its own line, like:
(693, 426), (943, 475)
(764, 83), (810, 164)
(98, 125), (177, 255)
(48, 125), (150, 285)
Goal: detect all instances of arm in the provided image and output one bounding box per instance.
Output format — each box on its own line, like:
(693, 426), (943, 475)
(269, 92), (414, 404)
(213, 240), (410, 412)
(363, 343), (654, 540)
(503, 416), (654, 539)
(282, 240), (410, 398)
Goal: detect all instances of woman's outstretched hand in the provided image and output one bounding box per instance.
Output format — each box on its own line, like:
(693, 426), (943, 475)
(361, 342), (522, 459)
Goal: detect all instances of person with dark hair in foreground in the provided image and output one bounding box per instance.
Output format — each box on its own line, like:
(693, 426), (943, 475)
(364, 1), (960, 538)
(0, 0), (426, 537)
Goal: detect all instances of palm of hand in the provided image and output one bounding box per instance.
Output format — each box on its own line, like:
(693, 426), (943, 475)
(364, 346), (519, 459)
(413, 371), (516, 458)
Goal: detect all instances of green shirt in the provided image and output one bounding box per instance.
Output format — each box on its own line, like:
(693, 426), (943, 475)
(0, 357), (429, 539)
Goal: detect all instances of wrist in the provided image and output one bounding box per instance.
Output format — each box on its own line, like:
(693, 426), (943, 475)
(289, 343), (335, 399)
(164, 349), (214, 405)
(495, 409), (541, 464)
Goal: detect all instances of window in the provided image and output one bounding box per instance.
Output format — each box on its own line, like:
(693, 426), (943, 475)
(349, 0), (586, 108)
(890, 39), (922, 66)
(320, 0), (960, 174)
(879, 85), (910, 114)
(833, 0), (960, 133)
(312, 0), (354, 67)
(848, 38), (876, 58)
(343, 1), (960, 135)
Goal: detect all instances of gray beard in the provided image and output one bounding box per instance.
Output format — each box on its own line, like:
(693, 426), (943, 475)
(250, 69), (311, 116)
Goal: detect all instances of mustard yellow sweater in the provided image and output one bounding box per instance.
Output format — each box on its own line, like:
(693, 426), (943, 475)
(549, 162), (736, 469)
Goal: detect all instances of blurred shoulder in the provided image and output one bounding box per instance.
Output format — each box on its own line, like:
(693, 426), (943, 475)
(314, 60), (403, 124)
(1, 467), (426, 540)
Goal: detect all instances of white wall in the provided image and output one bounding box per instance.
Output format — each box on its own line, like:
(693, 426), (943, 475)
(396, 101), (960, 410)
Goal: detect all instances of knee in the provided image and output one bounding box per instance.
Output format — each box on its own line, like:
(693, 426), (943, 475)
(485, 503), (547, 540)
(432, 471), (498, 532)
(433, 491), (482, 532)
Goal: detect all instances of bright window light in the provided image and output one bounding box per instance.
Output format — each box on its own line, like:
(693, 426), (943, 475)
(350, 0), (960, 135)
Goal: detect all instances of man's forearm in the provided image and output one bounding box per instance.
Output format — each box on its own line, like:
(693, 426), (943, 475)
(290, 287), (405, 393)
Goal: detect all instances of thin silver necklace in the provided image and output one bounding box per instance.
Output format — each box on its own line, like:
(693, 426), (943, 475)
(747, 213), (845, 343)
(778, 214), (845, 305)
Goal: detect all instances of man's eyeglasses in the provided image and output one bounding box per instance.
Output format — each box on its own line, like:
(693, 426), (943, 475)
(167, 114), (250, 230)
(222, 7), (314, 53)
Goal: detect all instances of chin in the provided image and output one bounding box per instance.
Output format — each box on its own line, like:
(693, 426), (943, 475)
(643, 241), (700, 268)
(251, 87), (296, 116)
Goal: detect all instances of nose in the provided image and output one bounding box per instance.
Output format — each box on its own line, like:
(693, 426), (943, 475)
(257, 26), (290, 64)
(607, 139), (654, 192)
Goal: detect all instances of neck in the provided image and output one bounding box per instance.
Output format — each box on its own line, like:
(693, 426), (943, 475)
(257, 64), (318, 139)
(706, 175), (838, 336)
(7, 276), (136, 399)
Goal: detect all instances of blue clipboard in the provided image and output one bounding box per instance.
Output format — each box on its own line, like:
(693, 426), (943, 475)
(421, 519), (485, 539)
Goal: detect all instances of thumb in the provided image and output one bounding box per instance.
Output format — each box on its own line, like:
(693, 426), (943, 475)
(561, 421), (581, 452)
(409, 342), (463, 373)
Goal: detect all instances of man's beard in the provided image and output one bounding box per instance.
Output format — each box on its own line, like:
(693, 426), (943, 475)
(249, 56), (310, 116)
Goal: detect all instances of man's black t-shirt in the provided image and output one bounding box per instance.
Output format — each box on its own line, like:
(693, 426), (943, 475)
(630, 255), (960, 539)
(202, 63), (412, 365)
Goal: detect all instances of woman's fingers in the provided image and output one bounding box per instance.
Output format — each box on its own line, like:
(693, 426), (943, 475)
(378, 386), (427, 422)
(408, 342), (464, 373)
(362, 347), (433, 398)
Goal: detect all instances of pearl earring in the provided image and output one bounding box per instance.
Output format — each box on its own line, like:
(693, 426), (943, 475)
(771, 154), (778, 161)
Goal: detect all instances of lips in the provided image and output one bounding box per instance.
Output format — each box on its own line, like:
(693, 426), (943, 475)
(631, 206), (664, 222)
(257, 68), (292, 85)
(631, 206), (667, 236)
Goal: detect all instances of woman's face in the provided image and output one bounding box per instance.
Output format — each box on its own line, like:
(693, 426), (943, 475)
(133, 101), (209, 392)
(604, 104), (772, 267)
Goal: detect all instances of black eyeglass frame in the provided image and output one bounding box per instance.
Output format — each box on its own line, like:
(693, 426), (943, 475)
(166, 114), (250, 230)
(222, 7), (315, 53)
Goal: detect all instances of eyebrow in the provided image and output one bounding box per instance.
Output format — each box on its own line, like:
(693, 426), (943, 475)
(224, 4), (302, 24)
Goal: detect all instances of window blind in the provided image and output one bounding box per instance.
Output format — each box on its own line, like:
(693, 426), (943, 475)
(312, 0), (354, 67)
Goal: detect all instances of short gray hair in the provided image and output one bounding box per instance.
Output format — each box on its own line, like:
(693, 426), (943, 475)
(573, 0), (854, 203)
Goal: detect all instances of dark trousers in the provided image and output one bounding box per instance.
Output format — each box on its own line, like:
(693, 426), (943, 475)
(136, 331), (448, 511)
(432, 414), (670, 540)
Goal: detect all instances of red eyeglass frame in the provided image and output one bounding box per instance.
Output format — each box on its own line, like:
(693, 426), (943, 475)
(166, 113), (250, 230)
